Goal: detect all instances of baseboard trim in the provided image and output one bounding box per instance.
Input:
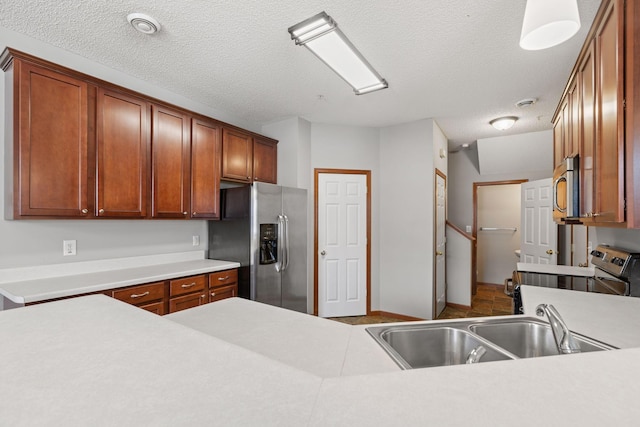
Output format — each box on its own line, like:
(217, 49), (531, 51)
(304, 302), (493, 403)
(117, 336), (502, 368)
(369, 310), (424, 321)
(446, 302), (472, 311)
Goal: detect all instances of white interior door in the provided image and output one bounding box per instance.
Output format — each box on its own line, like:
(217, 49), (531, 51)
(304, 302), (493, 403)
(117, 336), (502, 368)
(435, 172), (446, 317)
(521, 178), (557, 264)
(521, 178), (558, 287)
(318, 173), (367, 317)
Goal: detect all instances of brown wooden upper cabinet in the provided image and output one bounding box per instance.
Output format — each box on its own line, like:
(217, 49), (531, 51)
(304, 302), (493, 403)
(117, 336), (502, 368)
(2, 48), (278, 220)
(96, 89), (150, 218)
(553, 0), (625, 226)
(191, 118), (222, 219)
(253, 137), (278, 183)
(7, 59), (89, 218)
(221, 128), (253, 182)
(151, 105), (191, 218)
(221, 128), (277, 184)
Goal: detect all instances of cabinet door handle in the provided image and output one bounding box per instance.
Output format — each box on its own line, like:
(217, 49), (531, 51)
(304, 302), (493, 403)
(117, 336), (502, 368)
(181, 282), (196, 289)
(131, 291), (150, 299)
(210, 292), (216, 297)
(183, 212), (188, 215)
(192, 212), (197, 216)
(217, 276), (230, 281)
(99, 209), (105, 215)
(81, 208), (88, 214)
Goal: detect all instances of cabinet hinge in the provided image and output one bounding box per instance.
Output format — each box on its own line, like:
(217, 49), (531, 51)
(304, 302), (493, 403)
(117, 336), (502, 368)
(623, 98), (626, 109)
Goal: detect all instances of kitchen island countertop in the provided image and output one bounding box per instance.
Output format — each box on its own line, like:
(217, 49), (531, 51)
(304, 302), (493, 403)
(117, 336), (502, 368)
(2, 286), (640, 425)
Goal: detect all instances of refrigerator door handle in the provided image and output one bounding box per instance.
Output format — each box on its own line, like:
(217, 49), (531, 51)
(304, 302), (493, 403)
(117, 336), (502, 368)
(283, 214), (290, 271)
(275, 215), (285, 272)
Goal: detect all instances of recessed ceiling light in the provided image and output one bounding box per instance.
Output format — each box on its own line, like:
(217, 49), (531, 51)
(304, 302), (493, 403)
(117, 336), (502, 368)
(490, 116), (518, 130)
(515, 98), (537, 108)
(127, 13), (161, 35)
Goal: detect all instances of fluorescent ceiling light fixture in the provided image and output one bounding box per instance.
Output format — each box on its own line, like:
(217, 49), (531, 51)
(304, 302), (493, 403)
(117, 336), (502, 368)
(520, 0), (581, 50)
(490, 116), (518, 130)
(288, 12), (388, 95)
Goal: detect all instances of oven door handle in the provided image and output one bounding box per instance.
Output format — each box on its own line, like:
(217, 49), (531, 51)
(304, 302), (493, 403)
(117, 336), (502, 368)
(553, 176), (567, 213)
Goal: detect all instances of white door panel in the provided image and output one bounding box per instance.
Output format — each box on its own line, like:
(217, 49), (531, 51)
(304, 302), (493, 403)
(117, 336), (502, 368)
(435, 172), (446, 317)
(318, 173), (367, 317)
(521, 178), (557, 265)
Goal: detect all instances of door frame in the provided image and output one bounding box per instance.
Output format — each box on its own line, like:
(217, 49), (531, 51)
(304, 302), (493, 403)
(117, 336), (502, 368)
(314, 168), (372, 316)
(472, 179), (527, 295)
(433, 169), (447, 319)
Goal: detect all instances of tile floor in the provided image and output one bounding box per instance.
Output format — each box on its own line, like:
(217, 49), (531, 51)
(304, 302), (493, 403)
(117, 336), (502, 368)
(329, 284), (514, 325)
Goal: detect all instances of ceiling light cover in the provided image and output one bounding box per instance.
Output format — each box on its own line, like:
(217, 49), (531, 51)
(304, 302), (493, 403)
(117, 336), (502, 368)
(490, 116), (518, 130)
(288, 12), (388, 95)
(127, 13), (161, 35)
(520, 0), (580, 50)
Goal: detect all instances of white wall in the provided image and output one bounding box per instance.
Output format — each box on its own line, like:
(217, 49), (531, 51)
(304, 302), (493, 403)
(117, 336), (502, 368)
(448, 144), (551, 231)
(379, 119), (435, 319)
(310, 123), (381, 311)
(0, 26), (259, 269)
(477, 130), (553, 175)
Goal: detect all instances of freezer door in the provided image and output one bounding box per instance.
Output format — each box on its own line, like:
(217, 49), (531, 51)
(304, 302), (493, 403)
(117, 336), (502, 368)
(251, 183), (283, 306)
(281, 186), (308, 313)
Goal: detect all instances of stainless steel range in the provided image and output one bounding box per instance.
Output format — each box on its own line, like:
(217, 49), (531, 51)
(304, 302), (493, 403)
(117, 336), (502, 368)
(512, 244), (640, 314)
(590, 244), (640, 297)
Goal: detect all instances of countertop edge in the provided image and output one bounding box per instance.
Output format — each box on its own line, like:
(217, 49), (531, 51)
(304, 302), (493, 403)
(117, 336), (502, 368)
(0, 259), (240, 304)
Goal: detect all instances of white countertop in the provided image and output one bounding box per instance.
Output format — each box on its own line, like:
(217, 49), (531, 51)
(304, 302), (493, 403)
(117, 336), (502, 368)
(517, 262), (595, 277)
(0, 256), (239, 304)
(2, 286), (640, 425)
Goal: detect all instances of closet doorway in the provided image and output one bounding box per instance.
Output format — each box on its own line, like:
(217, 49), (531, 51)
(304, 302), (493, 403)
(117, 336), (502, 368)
(473, 180), (527, 294)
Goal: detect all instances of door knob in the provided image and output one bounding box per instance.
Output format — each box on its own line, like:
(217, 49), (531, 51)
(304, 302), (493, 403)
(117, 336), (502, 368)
(546, 249), (554, 255)
(320, 250), (326, 256)
(436, 251), (443, 256)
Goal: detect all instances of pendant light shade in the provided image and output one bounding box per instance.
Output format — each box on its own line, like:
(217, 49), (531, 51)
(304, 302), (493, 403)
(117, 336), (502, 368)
(520, 0), (581, 50)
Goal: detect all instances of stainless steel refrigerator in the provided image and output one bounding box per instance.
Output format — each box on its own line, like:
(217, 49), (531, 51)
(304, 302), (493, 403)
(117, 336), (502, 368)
(208, 183), (308, 313)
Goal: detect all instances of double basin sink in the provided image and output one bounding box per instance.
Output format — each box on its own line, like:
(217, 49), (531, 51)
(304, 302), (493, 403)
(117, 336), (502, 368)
(366, 317), (616, 369)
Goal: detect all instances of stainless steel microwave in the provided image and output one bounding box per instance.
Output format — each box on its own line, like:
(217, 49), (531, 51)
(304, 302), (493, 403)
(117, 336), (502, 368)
(553, 155), (580, 221)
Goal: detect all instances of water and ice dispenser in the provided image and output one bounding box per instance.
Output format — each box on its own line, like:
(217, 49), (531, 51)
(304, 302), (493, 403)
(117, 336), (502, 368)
(259, 224), (278, 265)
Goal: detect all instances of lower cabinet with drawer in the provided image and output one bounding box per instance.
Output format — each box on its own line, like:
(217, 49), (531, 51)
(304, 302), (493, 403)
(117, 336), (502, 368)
(112, 281), (166, 315)
(168, 274), (207, 314)
(208, 270), (238, 303)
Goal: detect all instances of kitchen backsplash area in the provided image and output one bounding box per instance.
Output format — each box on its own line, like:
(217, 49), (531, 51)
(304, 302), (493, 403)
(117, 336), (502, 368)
(590, 227), (640, 252)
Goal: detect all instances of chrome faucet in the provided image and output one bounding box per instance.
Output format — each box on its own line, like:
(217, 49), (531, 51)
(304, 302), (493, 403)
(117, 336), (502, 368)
(536, 304), (581, 354)
(466, 345), (487, 364)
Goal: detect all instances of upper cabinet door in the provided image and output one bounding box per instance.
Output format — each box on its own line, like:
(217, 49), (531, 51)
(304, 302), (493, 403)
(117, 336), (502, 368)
(96, 89), (150, 218)
(221, 128), (253, 182)
(151, 105), (191, 219)
(593, 0), (624, 223)
(191, 118), (221, 219)
(253, 137), (277, 184)
(15, 61), (89, 217)
(579, 40), (596, 220)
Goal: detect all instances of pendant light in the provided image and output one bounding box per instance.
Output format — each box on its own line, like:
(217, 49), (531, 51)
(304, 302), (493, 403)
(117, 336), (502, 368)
(520, 0), (581, 50)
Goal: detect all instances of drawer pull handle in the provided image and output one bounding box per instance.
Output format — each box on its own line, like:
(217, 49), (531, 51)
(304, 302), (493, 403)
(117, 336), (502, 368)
(211, 292), (216, 297)
(131, 291), (150, 299)
(218, 276), (230, 281)
(181, 282), (197, 289)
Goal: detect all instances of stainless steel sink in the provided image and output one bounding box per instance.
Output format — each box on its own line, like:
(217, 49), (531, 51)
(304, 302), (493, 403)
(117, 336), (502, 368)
(367, 325), (515, 369)
(366, 317), (616, 370)
(468, 318), (615, 358)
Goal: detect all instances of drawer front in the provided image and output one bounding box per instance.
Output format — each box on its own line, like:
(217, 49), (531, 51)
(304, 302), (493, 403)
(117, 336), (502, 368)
(209, 269), (238, 287)
(209, 284), (237, 303)
(138, 301), (166, 316)
(169, 293), (206, 313)
(112, 282), (165, 305)
(169, 275), (206, 297)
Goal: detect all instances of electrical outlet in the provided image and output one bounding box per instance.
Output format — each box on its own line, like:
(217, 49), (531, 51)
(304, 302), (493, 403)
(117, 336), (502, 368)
(63, 240), (77, 256)
(465, 225), (472, 233)
(192, 235), (200, 246)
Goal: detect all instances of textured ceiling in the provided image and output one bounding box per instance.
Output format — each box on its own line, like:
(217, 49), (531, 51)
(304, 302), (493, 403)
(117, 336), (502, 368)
(0, 0), (601, 148)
